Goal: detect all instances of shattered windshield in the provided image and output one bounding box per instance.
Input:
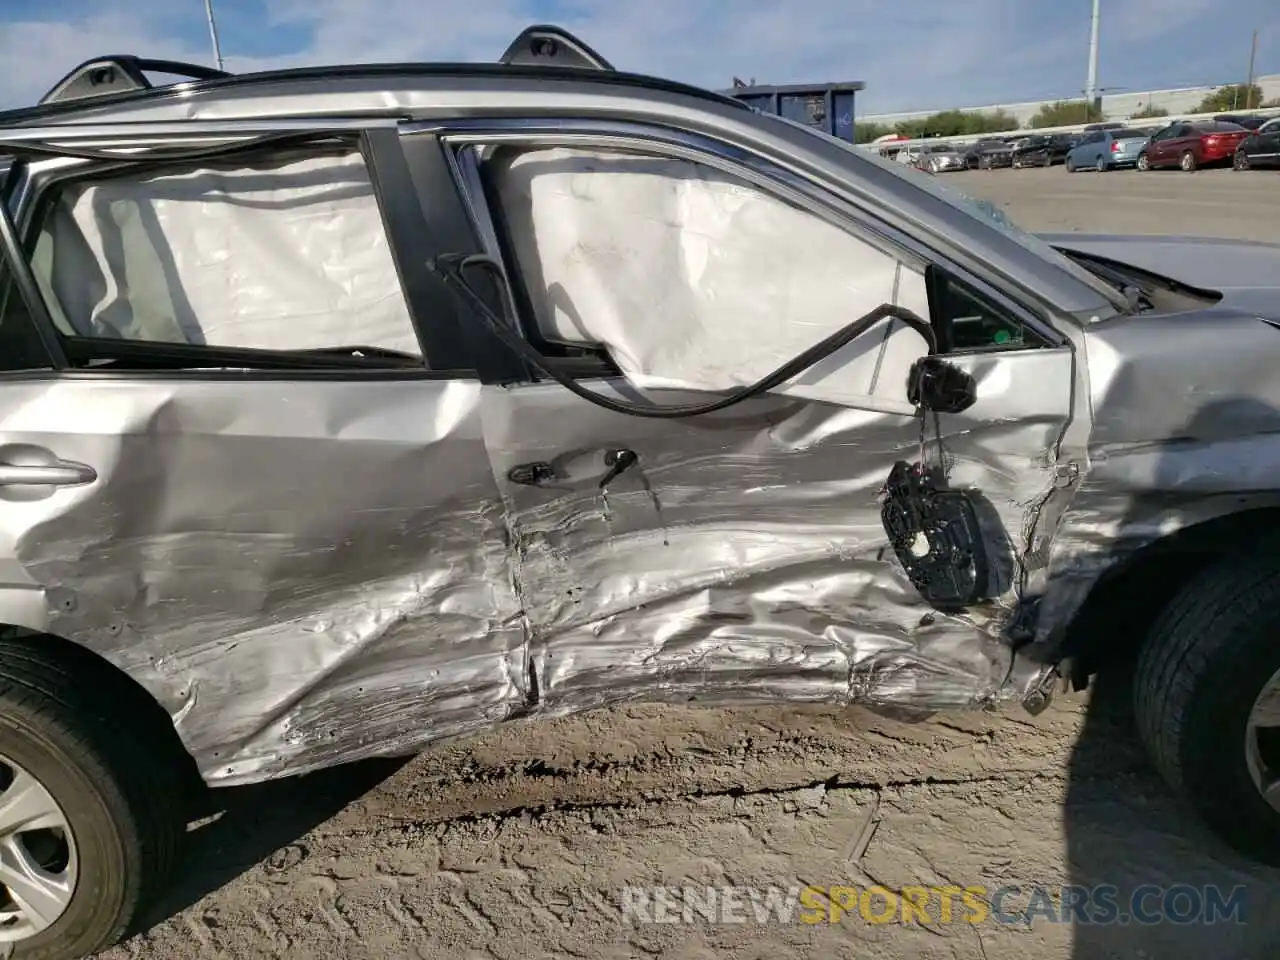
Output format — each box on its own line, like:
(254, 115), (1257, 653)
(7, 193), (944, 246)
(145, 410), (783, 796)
(760, 113), (1131, 312)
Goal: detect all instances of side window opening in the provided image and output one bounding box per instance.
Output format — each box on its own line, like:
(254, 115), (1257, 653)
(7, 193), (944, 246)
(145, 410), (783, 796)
(473, 143), (935, 401)
(26, 146), (425, 369)
(0, 158), (55, 373)
(927, 265), (1048, 354)
(472, 145), (618, 376)
(0, 272), (53, 372)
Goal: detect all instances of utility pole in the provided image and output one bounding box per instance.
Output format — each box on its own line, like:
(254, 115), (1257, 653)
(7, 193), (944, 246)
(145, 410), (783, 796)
(1245, 29), (1259, 109)
(203, 0), (226, 72)
(1085, 0), (1101, 109)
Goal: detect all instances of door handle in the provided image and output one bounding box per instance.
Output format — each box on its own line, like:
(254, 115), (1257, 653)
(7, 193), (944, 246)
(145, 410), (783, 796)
(0, 462), (97, 487)
(508, 461), (555, 486)
(599, 448), (639, 488)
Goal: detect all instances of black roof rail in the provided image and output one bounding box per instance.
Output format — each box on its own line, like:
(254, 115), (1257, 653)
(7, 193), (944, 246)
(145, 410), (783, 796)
(499, 25), (614, 71)
(39, 56), (232, 106)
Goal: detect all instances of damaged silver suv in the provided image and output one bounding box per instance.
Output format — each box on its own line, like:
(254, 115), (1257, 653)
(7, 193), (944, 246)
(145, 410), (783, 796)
(1, 24), (1280, 958)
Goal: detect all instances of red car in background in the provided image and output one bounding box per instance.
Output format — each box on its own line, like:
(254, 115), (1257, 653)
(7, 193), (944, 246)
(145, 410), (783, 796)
(1137, 120), (1252, 171)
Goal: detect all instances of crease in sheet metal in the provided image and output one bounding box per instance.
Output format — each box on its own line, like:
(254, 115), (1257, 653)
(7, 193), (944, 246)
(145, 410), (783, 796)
(7, 136), (1280, 787)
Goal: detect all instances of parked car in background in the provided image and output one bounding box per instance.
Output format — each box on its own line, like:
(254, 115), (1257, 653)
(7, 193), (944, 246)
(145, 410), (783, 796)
(1065, 127), (1151, 171)
(1138, 120), (1252, 171)
(915, 141), (966, 173)
(1214, 113), (1271, 131)
(893, 142), (923, 166)
(1082, 121), (1126, 132)
(1235, 117), (1280, 169)
(963, 137), (1015, 169)
(1012, 133), (1077, 168)
(874, 134), (911, 159)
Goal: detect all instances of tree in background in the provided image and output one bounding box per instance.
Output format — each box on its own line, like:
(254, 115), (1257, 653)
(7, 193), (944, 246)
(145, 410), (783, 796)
(854, 121), (894, 143)
(1030, 100), (1105, 128)
(854, 108), (1016, 143)
(897, 108), (1018, 139)
(1195, 84), (1265, 112)
(1130, 104), (1169, 119)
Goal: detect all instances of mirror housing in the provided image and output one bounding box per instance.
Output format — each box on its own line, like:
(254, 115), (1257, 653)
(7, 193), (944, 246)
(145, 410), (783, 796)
(907, 356), (978, 414)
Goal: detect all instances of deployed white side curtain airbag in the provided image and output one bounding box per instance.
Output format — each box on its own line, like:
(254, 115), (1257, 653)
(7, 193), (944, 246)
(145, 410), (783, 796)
(34, 152), (420, 355)
(490, 147), (931, 412)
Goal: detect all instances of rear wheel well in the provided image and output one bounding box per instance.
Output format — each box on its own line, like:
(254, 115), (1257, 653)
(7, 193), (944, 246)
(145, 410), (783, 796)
(1060, 507), (1280, 686)
(0, 625), (204, 807)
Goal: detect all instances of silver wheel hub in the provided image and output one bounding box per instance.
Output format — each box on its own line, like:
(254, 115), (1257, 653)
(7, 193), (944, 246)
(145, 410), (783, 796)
(0, 756), (76, 941)
(1247, 672), (1280, 813)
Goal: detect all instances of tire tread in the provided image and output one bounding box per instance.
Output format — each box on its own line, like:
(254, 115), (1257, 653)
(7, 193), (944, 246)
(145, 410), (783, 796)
(0, 637), (185, 957)
(1134, 548), (1280, 862)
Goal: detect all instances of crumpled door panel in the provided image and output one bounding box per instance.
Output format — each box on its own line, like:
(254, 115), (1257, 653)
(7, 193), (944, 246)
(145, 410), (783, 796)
(0, 377), (525, 784)
(482, 348), (1074, 718)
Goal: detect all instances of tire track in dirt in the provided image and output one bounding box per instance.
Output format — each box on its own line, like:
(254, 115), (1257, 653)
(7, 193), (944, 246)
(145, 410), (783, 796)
(96, 697), (1143, 960)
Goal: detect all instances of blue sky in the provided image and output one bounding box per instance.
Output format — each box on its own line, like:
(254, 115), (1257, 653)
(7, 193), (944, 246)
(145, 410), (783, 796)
(1, 0), (1277, 114)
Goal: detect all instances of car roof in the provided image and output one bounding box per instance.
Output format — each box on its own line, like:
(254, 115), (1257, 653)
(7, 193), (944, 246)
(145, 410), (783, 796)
(0, 25), (750, 129)
(0, 24), (1120, 319)
(0, 64), (750, 129)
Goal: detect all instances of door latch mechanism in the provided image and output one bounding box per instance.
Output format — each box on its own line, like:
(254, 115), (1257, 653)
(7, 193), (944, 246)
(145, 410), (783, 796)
(880, 459), (990, 608)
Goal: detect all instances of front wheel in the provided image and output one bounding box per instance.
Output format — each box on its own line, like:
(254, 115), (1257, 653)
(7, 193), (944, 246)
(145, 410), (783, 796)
(1135, 548), (1280, 865)
(0, 643), (187, 959)
(1136, 152), (1151, 171)
(1180, 150), (1197, 172)
(1235, 150), (1250, 171)
(1065, 157), (1076, 173)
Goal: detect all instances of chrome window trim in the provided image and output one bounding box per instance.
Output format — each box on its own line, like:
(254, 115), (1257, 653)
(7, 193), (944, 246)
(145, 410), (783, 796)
(0, 117), (399, 145)
(6, 118), (396, 227)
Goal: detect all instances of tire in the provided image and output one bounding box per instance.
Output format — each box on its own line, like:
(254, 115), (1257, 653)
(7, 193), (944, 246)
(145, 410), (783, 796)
(1235, 150), (1250, 171)
(1065, 157), (1075, 173)
(1134, 548), (1280, 865)
(1095, 155), (1107, 172)
(1180, 150), (1197, 172)
(0, 639), (186, 958)
(1137, 152), (1151, 171)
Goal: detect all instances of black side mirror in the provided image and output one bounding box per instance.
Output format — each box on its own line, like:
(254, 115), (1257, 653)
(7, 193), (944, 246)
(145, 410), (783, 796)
(907, 356), (977, 414)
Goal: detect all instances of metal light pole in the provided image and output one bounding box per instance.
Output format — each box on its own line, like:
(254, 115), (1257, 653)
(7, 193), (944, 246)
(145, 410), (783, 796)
(1245, 29), (1259, 109)
(1085, 0), (1101, 108)
(203, 0), (226, 72)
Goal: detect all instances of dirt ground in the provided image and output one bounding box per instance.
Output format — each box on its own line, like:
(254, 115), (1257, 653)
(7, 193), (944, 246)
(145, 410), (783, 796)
(103, 165), (1280, 960)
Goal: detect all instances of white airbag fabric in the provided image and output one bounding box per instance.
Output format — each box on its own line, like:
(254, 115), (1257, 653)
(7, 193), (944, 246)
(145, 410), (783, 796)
(491, 148), (930, 412)
(34, 152), (420, 355)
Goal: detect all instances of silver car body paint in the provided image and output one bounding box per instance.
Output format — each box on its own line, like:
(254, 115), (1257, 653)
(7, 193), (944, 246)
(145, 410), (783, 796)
(1026, 233), (1280, 650)
(0, 71), (1268, 786)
